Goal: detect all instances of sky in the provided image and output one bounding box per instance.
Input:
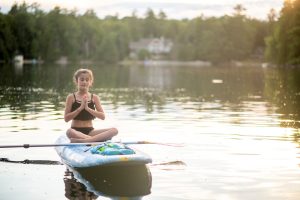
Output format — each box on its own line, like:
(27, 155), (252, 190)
(1, 0), (284, 20)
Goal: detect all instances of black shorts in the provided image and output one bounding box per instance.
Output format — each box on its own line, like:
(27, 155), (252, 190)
(71, 127), (94, 135)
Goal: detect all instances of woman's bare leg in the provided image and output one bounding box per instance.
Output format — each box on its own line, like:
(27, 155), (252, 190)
(66, 128), (91, 140)
(88, 128), (111, 136)
(70, 128), (118, 143)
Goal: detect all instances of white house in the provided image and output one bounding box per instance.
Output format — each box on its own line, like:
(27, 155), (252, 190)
(129, 37), (173, 55)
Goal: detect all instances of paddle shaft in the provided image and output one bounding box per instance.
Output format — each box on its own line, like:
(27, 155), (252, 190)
(0, 143), (96, 148)
(0, 141), (183, 148)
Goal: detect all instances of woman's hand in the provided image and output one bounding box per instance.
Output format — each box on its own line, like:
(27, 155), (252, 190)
(80, 95), (87, 110)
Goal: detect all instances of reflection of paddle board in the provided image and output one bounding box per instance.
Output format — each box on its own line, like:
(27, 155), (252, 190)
(65, 165), (152, 198)
(64, 170), (97, 200)
(55, 135), (152, 168)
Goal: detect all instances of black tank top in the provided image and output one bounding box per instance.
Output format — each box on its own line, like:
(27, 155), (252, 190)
(71, 93), (96, 120)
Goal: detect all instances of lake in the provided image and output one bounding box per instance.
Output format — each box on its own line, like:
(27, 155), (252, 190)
(0, 63), (300, 200)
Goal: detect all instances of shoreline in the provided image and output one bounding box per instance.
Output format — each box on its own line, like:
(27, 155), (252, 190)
(1, 58), (271, 68)
(120, 60), (212, 67)
(120, 59), (268, 67)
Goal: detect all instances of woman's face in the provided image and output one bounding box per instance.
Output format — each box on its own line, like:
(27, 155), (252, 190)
(76, 73), (92, 91)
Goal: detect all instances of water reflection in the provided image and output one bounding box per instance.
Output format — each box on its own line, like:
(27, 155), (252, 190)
(14, 62), (23, 76)
(0, 63), (300, 132)
(264, 68), (300, 129)
(0, 63), (267, 101)
(64, 170), (97, 200)
(64, 165), (152, 199)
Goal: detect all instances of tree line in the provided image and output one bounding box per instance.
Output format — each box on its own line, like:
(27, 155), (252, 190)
(265, 0), (300, 67)
(0, 2), (299, 66)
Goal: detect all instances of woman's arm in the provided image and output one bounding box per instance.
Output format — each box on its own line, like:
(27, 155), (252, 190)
(85, 94), (105, 120)
(64, 94), (84, 122)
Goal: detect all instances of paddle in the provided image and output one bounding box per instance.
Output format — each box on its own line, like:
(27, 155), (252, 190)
(0, 141), (183, 149)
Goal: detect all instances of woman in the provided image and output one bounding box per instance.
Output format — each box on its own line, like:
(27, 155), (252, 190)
(64, 68), (118, 143)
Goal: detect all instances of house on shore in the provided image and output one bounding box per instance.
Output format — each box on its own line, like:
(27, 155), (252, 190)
(129, 37), (173, 59)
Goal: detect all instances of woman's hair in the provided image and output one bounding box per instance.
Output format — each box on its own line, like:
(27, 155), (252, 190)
(73, 68), (94, 85)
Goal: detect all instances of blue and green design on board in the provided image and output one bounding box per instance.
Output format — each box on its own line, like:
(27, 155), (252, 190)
(90, 142), (135, 156)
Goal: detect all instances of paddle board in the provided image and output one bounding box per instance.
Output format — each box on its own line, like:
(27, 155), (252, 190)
(55, 135), (152, 168)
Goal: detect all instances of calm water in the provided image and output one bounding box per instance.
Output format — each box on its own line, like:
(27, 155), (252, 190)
(0, 63), (300, 200)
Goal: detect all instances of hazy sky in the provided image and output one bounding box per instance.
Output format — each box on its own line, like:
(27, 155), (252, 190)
(1, 0), (284, 20)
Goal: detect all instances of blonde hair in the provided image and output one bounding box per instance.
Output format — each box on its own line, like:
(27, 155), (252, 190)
(73, 68), (94, 85)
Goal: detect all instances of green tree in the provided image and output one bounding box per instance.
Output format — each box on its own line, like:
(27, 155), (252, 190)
(143, 8), (159, 37)
(265, 0), (300, 66)
(8, 2), (38, 58)
(40, 7), (80, 61)
(0, 13), (15, 61)
(233, 4), (246, 16)
(99, 33), (118, 63)
(78, 10), (103, 60)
